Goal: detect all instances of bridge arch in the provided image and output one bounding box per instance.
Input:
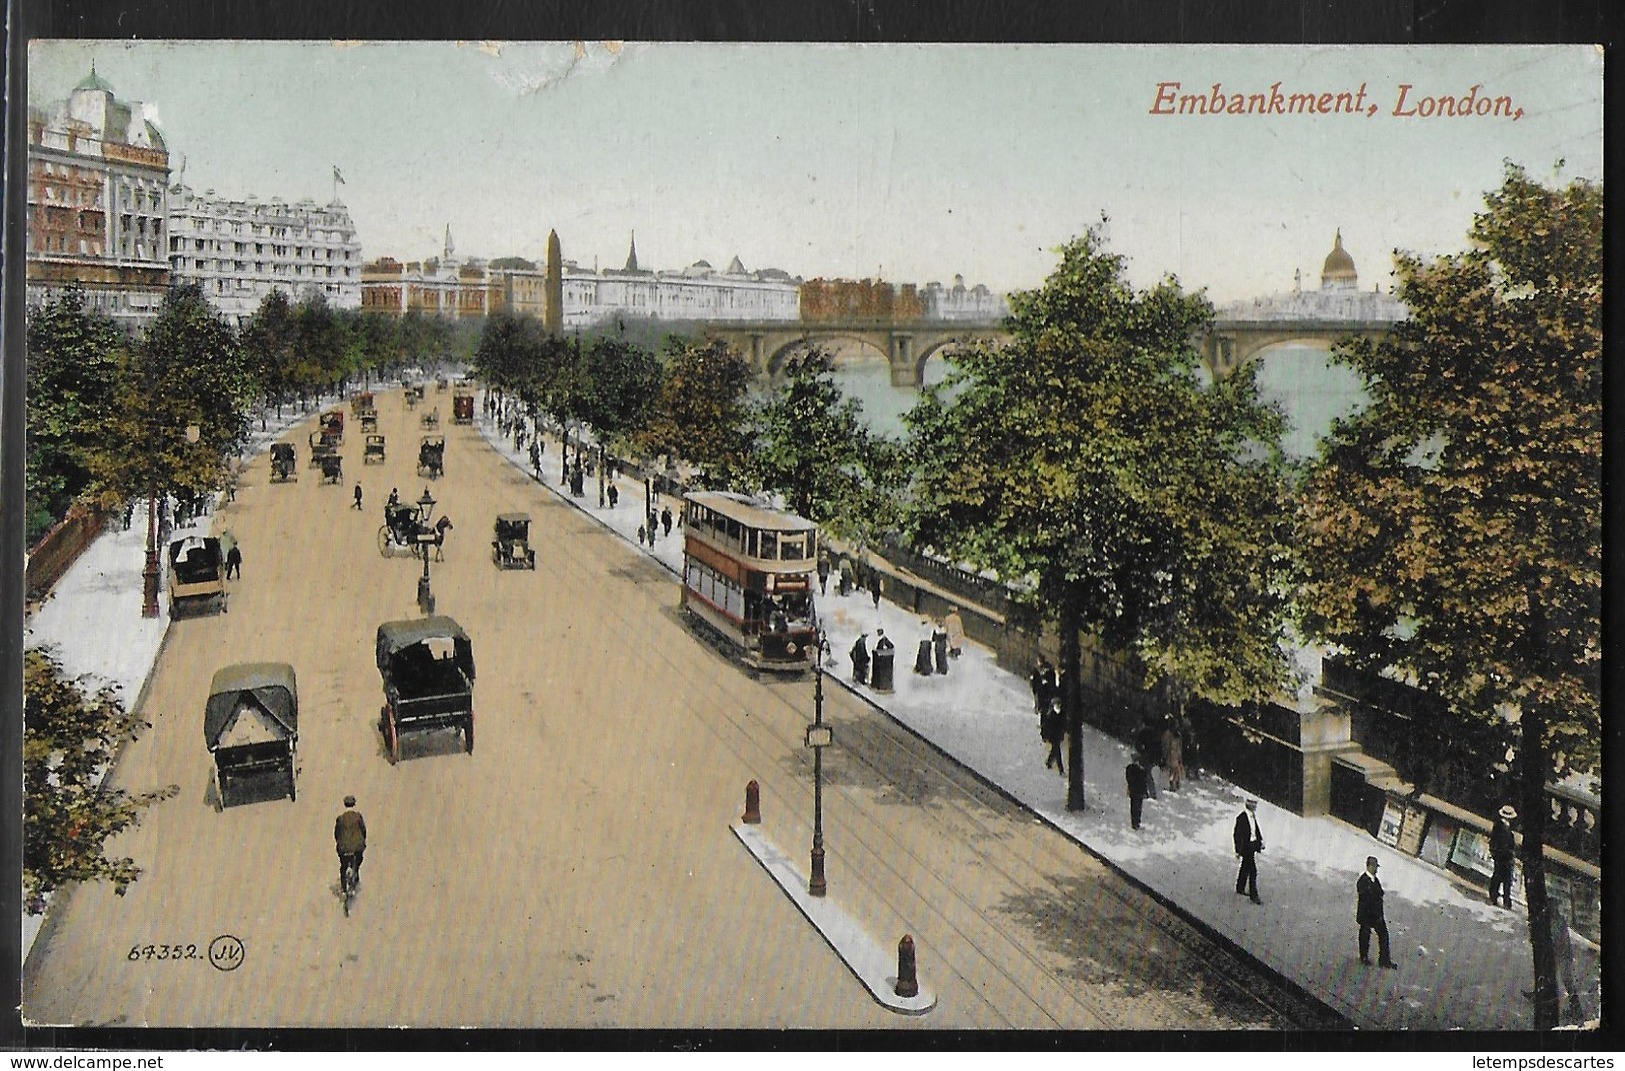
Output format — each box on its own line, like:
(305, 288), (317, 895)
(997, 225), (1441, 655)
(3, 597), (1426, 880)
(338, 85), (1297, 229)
(762, 333), (891, 379)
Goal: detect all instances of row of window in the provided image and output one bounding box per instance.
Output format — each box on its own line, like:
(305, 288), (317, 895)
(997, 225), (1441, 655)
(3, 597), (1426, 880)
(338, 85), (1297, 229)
(178, 216), (352, 242)
(685, 560), (747, 623)
(686, 507), (814, 562)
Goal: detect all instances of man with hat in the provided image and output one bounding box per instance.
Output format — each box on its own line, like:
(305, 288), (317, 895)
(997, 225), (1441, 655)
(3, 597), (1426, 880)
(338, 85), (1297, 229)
(1356, 855), (1398, 969)
(335, 795), (367, 889)
(1488, 805), (1517, 908)
(1233, 798), (1264, 904)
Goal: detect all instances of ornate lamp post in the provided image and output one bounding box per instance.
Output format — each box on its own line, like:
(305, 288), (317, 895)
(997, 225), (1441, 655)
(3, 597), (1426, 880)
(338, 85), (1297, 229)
(416, 485), (436, 614)
(141, 423), (201, 618)
(806, 630), (833, 896)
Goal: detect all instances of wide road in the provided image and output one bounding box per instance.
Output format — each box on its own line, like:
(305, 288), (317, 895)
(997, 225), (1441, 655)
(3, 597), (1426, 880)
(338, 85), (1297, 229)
(23, 387), (1337, 1030)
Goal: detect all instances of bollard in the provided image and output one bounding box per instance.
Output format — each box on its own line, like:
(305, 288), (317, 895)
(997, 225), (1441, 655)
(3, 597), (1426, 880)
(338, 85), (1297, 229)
(895, 935), (919, 998)
(742, 780), (761, 824)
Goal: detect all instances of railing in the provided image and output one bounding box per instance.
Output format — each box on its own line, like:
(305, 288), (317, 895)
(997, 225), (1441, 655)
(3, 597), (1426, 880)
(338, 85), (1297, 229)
(25, 506), (109, 606)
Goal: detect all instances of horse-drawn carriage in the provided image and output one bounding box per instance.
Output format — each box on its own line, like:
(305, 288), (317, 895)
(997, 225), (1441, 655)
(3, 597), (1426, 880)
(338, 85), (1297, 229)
(453, 393), (475, 425)
(492, 513), (536, 570)
(364, 433), (387, 464)
(418, 435), (446, 479)
(168, 535), (228, 616)
(421, 407), (440, 431)
(436, 375), (449, 393)
(359, 408), (379, 433)
(309, 429), (338, 467)
(321, 409), (345, 446)
(350, 391), (374, 415)
(205, 662), (297, 808)
(376, 616), (475, 763)
(404, 384), (425, 410)
(320, 453), (344, 484)
(270, 442), (298, 482)
(378, 499), (452, 559)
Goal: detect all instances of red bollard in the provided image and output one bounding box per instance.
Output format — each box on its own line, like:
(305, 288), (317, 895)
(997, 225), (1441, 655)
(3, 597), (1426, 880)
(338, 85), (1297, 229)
(742, 780), (761, 824)
(895, 934), (919, 998)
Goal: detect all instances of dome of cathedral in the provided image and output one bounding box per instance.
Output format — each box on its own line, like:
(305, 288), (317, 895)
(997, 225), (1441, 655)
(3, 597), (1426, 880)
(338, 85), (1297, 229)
(1321, 230), (1357, 289)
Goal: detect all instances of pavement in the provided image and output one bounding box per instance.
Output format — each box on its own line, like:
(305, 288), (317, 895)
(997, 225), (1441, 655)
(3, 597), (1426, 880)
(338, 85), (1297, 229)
(21, 388), (1602, 1032)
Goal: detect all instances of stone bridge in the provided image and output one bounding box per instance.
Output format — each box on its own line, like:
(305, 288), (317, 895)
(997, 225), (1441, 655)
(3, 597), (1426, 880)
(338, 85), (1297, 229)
(696, 319), (1007, 387)
(692, 315), (1399, 385)
(1204, 318), (1398, 378)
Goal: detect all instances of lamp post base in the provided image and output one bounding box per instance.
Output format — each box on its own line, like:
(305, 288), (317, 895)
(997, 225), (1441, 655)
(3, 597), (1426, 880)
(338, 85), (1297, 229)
(141, 561), (161, 618)
(417, 576), (434, 615)
(809, 844), (826, 897)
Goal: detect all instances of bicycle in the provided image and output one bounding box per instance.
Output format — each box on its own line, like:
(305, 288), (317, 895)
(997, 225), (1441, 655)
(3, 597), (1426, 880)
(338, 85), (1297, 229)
(340, 856), (359, 916)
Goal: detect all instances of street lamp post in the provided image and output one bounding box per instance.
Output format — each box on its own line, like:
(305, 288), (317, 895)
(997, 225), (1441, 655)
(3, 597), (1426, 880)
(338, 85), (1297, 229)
(141, 423), (201, 618)
(806, 630), (833, 897)
(416, 485), (436, 614)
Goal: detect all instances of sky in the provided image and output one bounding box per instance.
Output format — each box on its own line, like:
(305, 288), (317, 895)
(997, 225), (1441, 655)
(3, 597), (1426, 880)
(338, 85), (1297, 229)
(27, 41), (1603, 304)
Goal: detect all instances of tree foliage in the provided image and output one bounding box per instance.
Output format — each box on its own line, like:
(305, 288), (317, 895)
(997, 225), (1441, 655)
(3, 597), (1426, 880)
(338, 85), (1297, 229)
(25, 289), (129, 542)
(85, 284), (253, 511)
(749, 348), (883, 527)
(23, 649), (178, 913)
(632, 338), (756, 488)
(577, 335), (663, 453)
(1296, 165), (1600, 1030)
(904, 227), (1297, 808)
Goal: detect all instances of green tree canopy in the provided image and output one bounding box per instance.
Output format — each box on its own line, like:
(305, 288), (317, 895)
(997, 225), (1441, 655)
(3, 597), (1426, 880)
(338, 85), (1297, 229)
(632, 338), (756, 490)
(23, 649), (177, 913)
(1296, 165), (1600, 1030)
(904, 227), (1297, 809)
(749, 348), (883, 527)
(25, 289), (129, 541)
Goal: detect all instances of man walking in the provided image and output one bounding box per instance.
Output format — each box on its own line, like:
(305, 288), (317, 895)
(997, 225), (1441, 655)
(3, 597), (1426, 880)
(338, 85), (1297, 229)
(224, 542), (243, 580)
(1488, 805), (1516, 908)
(353, 483), (364, 510)
(1234, 798), (1264, 904)
(849, 633), (870, 685)
(1356, 856), (1398, 968)
(1125, 758), (1150, 830)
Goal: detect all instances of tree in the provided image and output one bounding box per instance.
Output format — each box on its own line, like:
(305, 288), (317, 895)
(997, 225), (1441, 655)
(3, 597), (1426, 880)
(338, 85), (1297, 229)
(86, 284), (252, 519)
(240, 288), (297, 416)
(632, 338), (755, 490)
(1296, 165), (1600, 1030)
(23, 648), (177, 913)
(24, 289), (129, 542)
(903, 227), (1297, 810)
(748, 348), (882, 524)
(577, 335), (662, 455)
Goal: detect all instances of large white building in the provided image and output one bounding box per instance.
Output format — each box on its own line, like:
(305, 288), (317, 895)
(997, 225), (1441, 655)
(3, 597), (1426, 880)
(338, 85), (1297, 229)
(168, 186), (363, 325)
(26, 67), (172, 326)
(557, 236), (800, 328)
(1219, 231), (1408, 323)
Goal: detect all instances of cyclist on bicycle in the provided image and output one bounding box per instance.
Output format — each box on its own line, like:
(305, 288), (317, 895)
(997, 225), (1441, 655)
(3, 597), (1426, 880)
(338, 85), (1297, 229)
(335, 795), (366, 888)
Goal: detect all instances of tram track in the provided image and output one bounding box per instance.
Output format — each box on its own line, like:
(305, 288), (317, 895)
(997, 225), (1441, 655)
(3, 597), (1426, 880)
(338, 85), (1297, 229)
(471, 425), (1340, 1030)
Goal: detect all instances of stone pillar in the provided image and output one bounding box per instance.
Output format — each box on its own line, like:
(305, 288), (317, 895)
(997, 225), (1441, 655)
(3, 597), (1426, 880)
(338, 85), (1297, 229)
(889, 333), (920, 387)
(1298, 697), (1354, 816)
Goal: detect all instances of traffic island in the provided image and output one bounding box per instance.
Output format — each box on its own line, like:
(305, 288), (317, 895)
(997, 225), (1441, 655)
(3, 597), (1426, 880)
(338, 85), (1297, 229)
(730, 822), (937, 1016)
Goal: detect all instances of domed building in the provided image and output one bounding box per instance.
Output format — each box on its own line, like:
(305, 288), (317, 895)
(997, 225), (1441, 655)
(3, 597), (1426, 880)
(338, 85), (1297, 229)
(26, 64), (172, 324)
(1218, 230), (1407, 324)
(1320, 229), (1359, 290)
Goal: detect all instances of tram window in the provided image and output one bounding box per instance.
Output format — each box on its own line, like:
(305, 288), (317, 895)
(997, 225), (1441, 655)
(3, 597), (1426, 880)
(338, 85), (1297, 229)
(780, 535), (804, 560)
(726, 518), (741, 546)
(746, 530), (758, 558)
(759, 532), (777, 559)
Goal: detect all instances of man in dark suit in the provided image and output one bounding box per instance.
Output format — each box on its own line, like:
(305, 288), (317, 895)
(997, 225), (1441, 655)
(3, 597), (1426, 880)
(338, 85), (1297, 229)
(1125, 759), (1150, 830)
(1488, 805), (1517, 908)
(1357, 856), (1398, 968)
(1233, 798), (1263, 903)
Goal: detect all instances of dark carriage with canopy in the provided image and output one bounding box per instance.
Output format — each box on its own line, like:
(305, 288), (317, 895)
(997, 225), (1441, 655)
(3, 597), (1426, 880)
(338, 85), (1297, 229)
(309, 430), (337, 467)
(364, 433), (387, 464)
(321, 409), (345, 445)
(453, 392), (476, 425)
(204, 662), (298, 808)
(168, 535), (228, 616)
(492, 512), (536, 569)
(418, 435), (446, 478)
(376, 616), (476, 762)
(320, 452), (344, 484)
(269, 442), (298, 482)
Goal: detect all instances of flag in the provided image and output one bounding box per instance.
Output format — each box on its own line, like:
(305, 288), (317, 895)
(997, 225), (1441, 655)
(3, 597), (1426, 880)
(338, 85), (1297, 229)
(333, 166), (346, 185)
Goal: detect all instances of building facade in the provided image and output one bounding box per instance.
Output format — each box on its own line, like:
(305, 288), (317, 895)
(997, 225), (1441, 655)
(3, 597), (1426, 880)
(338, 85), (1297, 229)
(167, 186), (363, 326)
(26, 67), (171, 326)
(921, 274), (1009, 321)
(1219, 231), (1409, 323)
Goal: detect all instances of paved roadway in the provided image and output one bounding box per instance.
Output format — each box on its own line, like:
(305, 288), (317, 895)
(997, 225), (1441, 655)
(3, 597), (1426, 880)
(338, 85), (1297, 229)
(23, 388), (1339, 1031)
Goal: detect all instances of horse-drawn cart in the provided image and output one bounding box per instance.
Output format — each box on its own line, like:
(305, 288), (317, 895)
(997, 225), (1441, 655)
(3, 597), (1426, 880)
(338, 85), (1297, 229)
(205, 662), (298, 808)
(376, 616), (475, 763)
(168, 535), (228, 616)
(492, 513), (536, 570)
(453, 393), (475, 425)
(418, 435), (446, 479)
(421, 407), (440, 431)
(320, 453), (344, 484)
(320, 409), (345, 446)
(270, 442), (298, 482)
(364, 433), (386, 464)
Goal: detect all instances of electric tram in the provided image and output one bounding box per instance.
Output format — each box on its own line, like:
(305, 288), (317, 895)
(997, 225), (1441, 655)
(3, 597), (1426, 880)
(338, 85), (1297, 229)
(680, 491), (819, 673)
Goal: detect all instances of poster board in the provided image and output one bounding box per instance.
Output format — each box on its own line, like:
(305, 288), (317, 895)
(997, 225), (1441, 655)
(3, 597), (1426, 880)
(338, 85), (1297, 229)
(1376, 797), (1405, 848)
